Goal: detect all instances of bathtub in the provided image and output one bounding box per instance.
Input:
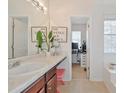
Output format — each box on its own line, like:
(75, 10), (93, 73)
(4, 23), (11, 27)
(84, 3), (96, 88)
(104, 67), (116, 93)
(109, 69), (116, 87)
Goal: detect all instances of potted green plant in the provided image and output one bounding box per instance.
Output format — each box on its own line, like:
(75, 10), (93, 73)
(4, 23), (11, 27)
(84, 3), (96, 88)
(36, 30), (55, 55)
(36, 31), (43, 54)
(47, 31), (55, 51)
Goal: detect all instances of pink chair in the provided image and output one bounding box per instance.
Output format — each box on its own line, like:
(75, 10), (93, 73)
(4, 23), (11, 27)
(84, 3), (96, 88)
(56, 69), (65, 93)
(57, 69), (65, 85)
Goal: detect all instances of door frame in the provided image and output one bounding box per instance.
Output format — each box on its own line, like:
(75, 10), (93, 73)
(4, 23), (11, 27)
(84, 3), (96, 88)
(70, 15), (92, 80)
(8, 16), (29, 58)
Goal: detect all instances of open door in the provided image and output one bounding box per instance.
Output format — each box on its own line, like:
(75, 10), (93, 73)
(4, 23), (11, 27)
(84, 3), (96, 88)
(86, 20), (90, 79)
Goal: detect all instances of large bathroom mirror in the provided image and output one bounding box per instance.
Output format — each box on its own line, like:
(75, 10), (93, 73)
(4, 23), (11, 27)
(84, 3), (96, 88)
(8, 0), (49, 59)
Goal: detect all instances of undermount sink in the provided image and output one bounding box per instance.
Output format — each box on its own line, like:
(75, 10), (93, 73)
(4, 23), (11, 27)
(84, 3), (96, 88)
(9, 62), (46, 77)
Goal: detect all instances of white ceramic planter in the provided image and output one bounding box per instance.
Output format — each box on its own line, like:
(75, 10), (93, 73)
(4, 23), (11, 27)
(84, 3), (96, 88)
(50, 47), (55, 56)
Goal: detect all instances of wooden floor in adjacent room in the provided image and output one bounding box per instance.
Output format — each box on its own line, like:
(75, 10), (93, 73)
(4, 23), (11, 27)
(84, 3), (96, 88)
(58, 64), (110, 93)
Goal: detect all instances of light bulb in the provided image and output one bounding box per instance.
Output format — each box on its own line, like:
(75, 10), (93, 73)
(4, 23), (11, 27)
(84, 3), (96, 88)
(43, 7), (47, 11)
(36, 8), (40, 11)
(39, 2), (44, 6)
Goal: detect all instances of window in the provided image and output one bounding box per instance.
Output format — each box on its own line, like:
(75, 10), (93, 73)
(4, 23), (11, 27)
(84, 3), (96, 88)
(104, 20), (116, 53)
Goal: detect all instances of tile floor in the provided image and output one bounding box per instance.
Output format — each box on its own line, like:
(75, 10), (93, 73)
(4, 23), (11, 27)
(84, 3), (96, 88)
(58, 64), (110, 93)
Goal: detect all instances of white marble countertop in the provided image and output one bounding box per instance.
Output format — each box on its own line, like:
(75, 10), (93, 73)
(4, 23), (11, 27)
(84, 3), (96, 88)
(8, 54), (67, 93)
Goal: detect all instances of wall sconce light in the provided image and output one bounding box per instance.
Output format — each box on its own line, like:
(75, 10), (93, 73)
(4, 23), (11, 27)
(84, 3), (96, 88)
(26, 0), (47, 14)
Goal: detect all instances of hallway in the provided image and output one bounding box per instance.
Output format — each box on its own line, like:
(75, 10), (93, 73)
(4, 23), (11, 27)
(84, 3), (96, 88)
(58, 64), (110, 93)
(72, 64), (87, 79)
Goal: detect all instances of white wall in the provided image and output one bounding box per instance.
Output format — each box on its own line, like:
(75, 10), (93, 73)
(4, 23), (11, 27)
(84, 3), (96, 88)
(49, 0), (116, 81)
(14, 18), (28, 58)
(8, 18), (13, 59)
(104, 53), (116, 68)
(9, 0), (49, 56)
(71, 24), (87, 42)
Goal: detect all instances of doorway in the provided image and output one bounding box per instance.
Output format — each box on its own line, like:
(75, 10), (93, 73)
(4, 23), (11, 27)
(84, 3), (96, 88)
(8, 16), (28, 59)
(72, 31), (81, 64)
(71, 16), (90, 79)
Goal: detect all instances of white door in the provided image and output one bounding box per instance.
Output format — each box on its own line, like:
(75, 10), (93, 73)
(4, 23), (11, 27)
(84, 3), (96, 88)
(14, 18), (28, 58)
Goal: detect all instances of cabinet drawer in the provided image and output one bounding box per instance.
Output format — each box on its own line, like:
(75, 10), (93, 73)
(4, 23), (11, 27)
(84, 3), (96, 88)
(22, 76), (45, 93)
(38, 87), (45, 93)
(46, 67), (56, 82)
(47, 74), (57, 93)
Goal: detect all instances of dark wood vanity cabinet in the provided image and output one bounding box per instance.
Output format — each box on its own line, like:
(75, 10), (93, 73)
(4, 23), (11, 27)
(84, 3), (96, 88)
(22, 67), (57, 93)
(46, 67), (56, 82)
(47, 75), (57, 93)
(22, 76), (45, 93)
(46, 67), (57, 93)
(38, 87), (45, 93)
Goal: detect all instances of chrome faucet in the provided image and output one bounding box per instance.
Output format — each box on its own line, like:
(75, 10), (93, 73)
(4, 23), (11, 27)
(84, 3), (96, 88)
(8, 60), (21, 69)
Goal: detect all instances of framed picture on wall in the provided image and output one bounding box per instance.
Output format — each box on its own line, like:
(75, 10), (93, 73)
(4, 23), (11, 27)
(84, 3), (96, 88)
(31, 26), (47, 42)
(51, 26), (68, 43)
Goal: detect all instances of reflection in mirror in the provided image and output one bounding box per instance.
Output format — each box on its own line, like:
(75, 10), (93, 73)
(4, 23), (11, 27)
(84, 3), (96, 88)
(8, 17), (28, 59)
(8, 0), (49, 59)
